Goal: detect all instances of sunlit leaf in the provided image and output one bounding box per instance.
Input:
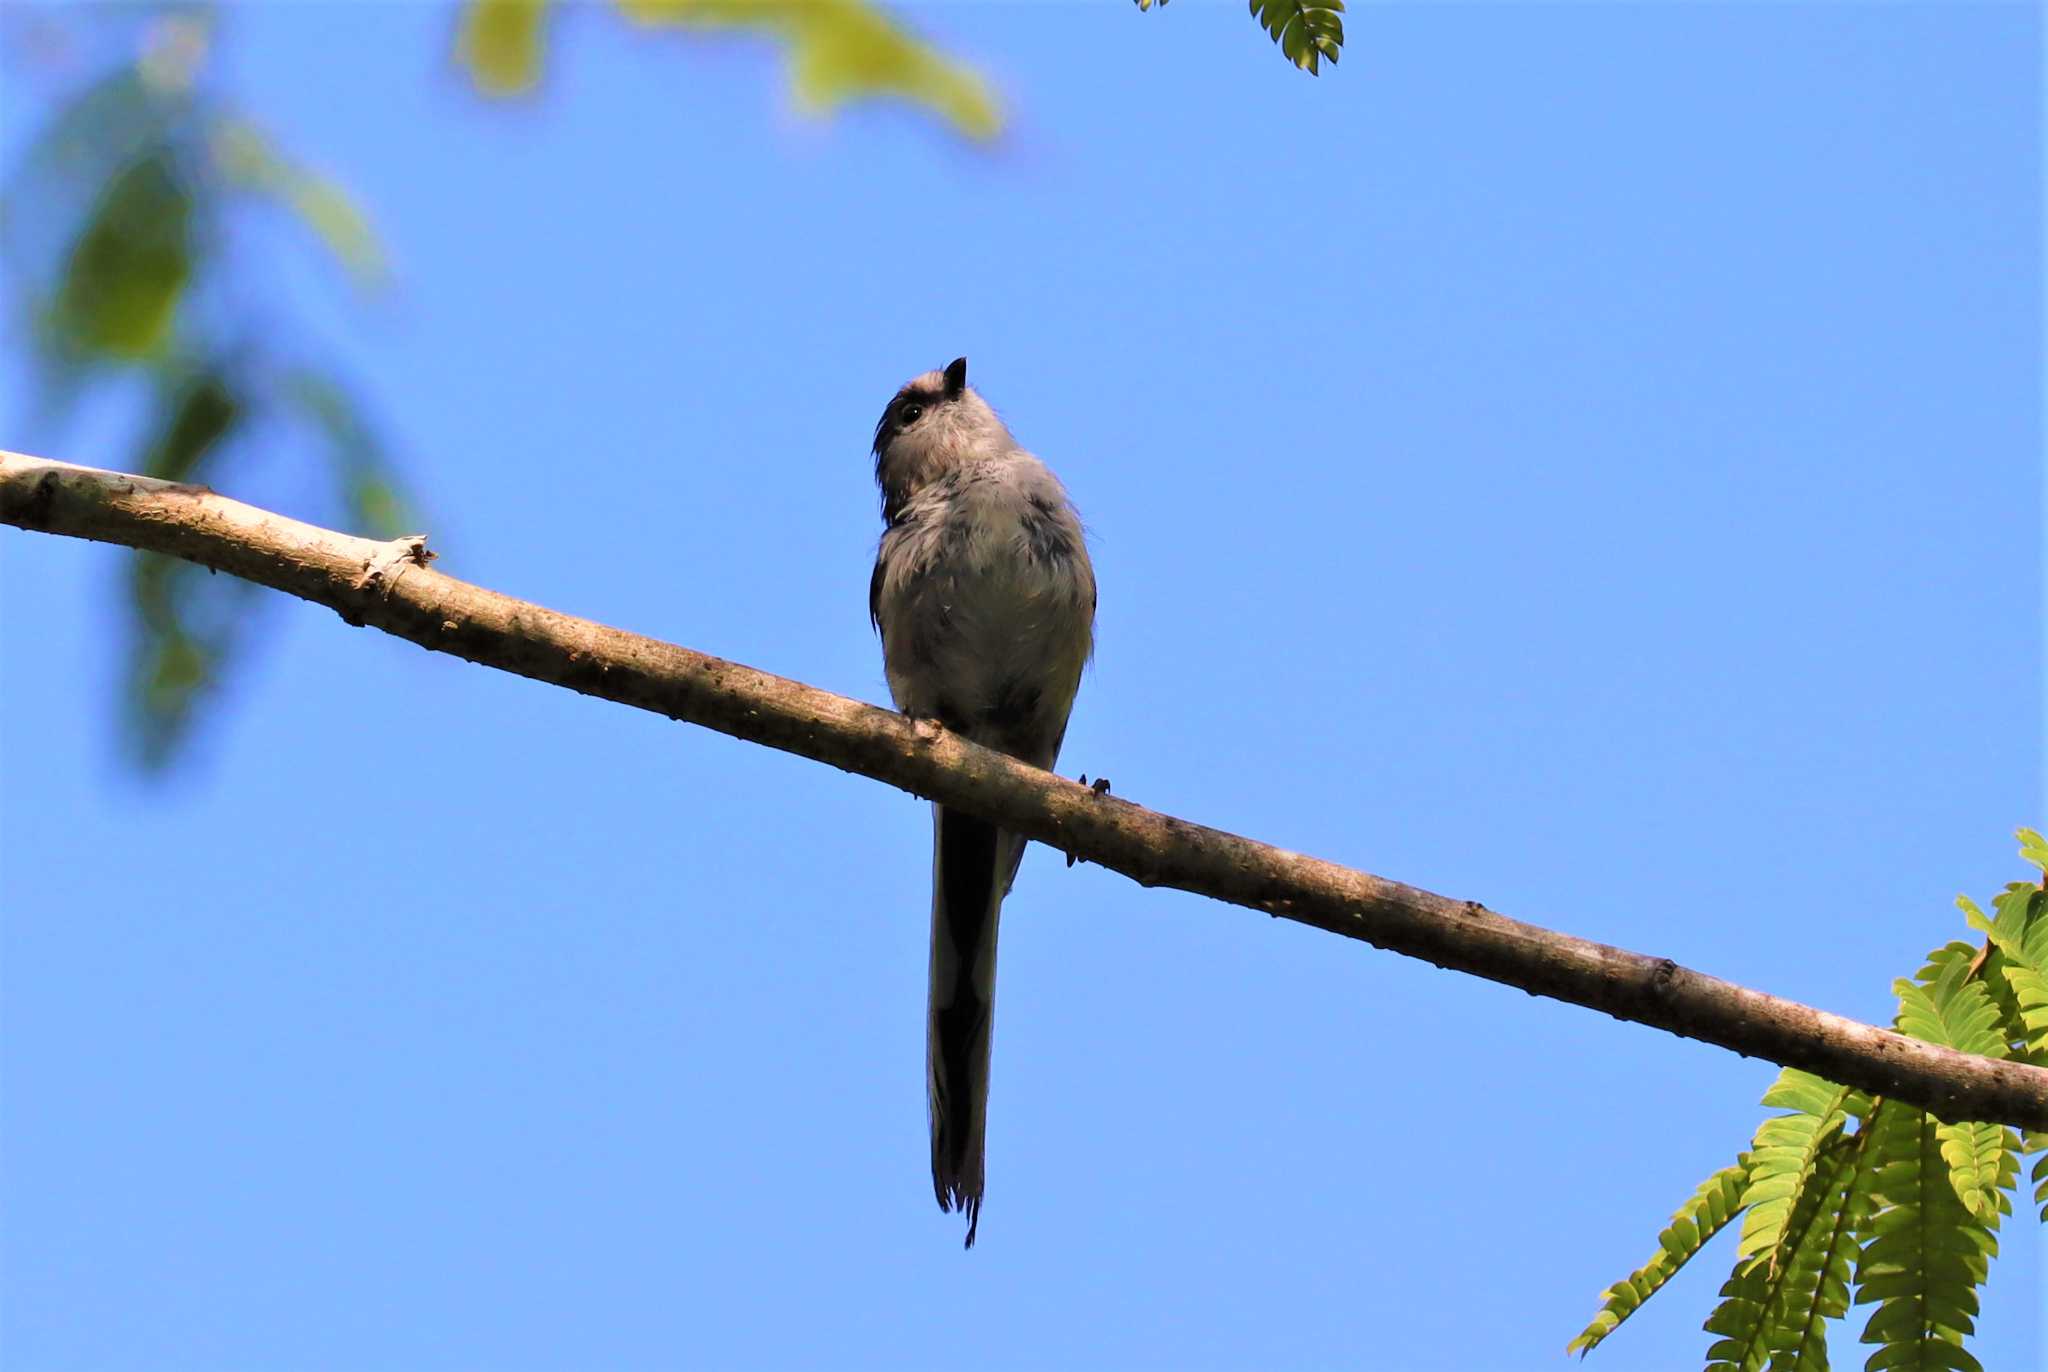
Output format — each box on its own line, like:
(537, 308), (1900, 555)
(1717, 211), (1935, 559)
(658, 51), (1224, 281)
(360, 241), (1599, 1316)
(615, 0), (1000, 140)
(1975, 875), (2048, 1063)
(1853, 1106), (1996, 1372)
(1770, 1112), (1884, 1372)
(1567, 1157), (1749, 1356)
(2016, 828), (2048, 875)
(1736, 1071), (1854, 1277)
(1577, 847), (2043, 1367)
(456, 0), (553, 97)
(1702, 1128), (1864, 1372)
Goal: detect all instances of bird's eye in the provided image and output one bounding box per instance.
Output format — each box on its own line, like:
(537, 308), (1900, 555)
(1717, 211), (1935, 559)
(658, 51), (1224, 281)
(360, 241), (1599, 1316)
(900, 404), (923, 425)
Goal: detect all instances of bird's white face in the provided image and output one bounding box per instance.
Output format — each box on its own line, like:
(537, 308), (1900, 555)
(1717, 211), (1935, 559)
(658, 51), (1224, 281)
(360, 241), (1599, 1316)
(872, 362), (1016, 524)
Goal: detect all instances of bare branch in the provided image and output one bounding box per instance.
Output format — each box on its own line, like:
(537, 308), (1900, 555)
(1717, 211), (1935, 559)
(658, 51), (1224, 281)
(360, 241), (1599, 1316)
(7, 449), (2045, 1132)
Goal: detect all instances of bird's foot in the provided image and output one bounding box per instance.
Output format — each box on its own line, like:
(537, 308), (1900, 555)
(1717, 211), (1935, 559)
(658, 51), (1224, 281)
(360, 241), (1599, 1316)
(1066, 774), (1114, 866)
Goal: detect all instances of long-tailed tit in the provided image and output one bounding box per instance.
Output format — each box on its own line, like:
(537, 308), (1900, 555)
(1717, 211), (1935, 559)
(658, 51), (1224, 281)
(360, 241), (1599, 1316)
(869, 357), (1097, 1247)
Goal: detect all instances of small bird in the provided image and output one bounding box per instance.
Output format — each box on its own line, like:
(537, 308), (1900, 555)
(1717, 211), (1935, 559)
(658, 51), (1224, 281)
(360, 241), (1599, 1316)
(869, 357), (1096, 1247)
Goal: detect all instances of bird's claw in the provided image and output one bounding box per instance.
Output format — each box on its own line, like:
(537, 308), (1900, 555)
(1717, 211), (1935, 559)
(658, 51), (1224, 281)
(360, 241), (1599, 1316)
(1066, 774), (1114, 866)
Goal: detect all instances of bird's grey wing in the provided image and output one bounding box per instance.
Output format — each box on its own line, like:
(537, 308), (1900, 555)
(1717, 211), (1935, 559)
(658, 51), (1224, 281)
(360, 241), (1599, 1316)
(869, 554), (885, 635)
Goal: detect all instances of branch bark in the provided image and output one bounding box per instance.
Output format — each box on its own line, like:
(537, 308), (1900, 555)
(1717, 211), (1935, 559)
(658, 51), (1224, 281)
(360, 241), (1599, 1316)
(7, 449), (2045, 1132)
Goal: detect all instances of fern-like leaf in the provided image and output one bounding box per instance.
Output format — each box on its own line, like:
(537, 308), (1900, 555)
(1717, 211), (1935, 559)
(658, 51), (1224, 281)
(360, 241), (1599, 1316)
(1936, 1119), (2016, 1226)
(1854, 1105), (1995, 1372)
(1768, 1107), (1887, 1371)
(1571, 836), (2043, 1363)
(2016, 826), (2048, 876)
(1736, 1070), (1855, 1276)
(1566, 1157), (1750, 1356)
(1704, 1132), (1850, 1372)
(1894, 954), (2013, 1221)
(1978, 882), (2048, 1061)
(1854, 947), (2019, 1371)
(1247, 0), (1344, 74)
(1702, 1260), (1775, 1371)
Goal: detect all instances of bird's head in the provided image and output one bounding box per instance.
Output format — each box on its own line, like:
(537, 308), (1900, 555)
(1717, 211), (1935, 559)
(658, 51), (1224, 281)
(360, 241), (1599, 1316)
(872, 357), (1015, 522)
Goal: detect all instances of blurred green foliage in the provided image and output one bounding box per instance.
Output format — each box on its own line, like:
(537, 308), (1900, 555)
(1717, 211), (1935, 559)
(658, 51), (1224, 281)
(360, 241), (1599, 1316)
(457, 0), (553, 96)
(56, 150), (192, 358)
(8, 2), (1333, 769)
(456, 0), (1003, 140)
(3, 0), (1006, 772)
(4, 7), (408, 769)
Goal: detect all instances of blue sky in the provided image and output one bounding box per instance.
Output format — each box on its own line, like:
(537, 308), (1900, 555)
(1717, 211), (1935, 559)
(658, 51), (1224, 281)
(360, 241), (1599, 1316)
(3, 4), (2041, 1369)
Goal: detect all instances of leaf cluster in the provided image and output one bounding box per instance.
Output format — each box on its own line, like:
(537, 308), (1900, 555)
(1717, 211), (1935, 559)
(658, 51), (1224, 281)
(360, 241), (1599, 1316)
(11, 0), (1006, 769)
(1569, 830), (2048, 1370)
(4, 7), (411, 768)
(456, 0), (1002, 138)
(1133, 0), (1347, 74)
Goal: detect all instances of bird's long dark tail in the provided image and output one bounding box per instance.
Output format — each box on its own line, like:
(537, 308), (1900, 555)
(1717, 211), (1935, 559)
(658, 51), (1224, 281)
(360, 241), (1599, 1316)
(927, 803), (1019, 1249)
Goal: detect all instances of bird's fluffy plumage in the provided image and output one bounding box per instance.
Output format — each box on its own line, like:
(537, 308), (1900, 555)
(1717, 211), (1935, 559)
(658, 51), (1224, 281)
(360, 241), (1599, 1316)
(869, 358), (1096, 1246)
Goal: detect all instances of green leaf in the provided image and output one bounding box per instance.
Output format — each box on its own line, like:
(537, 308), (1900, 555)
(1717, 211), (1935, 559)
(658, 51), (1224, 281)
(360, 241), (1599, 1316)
(210, 117), (388, 288)
(2016, 828), (2048, 875)
(1976, 883), (2048, 1062)
(1954, 895), (1990, 936)
(1737, 1070), (1854, 1277)
(615, 0), (1001, 141)
(1852, 1102), (1997, 1370)
(1703, 1260), (1774, 1372)
(124, 366), (245, 768)
(1768, 1110), (1886, 1372)
(139, 366), (238, 484)
(1890, 943), (2024, 1229)
(1247, 0), (1345, 75)
(1704, 1130), (1856, 1372)
(1984, 882), (2042, 954)
(1935, 1121), (2016, 1226)
(1575, 841), (2043, 1367)
(127, 581), (213, 749)
(124, 549), (265, 771)
(1894, 957), (2006, 1062)
(52, 149), (193, 359)
(1883, 954), (2020, 1239)
(1566, 1157), (1750, 1356)
(457, 0), (553, 96)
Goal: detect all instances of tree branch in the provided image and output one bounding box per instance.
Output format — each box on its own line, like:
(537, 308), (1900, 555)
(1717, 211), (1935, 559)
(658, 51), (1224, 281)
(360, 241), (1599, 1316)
(7, 449), (2045, 1132)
